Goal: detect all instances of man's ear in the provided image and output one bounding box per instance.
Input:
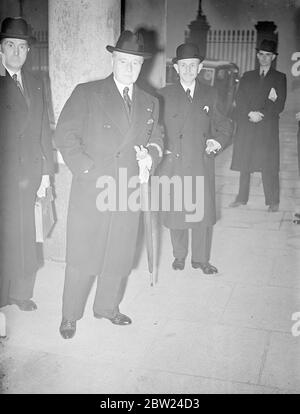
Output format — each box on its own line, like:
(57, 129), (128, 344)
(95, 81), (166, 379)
(271, 54), (276, 61)
(198, 62), (203, 74)
(173, 63), (179, 74)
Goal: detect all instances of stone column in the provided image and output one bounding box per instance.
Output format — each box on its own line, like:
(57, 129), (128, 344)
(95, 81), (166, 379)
(45, 0), (120, 261)
(49, 0), (120, 123)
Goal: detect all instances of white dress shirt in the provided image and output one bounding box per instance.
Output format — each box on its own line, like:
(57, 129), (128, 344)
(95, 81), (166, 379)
(180, 80), (196, 98)
(113, 77), (133, 100)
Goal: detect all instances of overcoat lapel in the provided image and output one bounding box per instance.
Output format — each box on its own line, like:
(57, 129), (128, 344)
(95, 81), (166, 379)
(95, 75), (130, 140)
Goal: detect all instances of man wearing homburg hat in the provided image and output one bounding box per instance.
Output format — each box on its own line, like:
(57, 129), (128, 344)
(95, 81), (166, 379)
(55, 31), (164, 339)
(230, 39), (287, 212)
(0, 17), (54, 311)
(158, 43), (232, 274)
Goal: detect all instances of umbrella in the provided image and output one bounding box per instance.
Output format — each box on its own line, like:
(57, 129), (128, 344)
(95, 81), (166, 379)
(135, 145), (155, 286)
(141, 182), (154, 286)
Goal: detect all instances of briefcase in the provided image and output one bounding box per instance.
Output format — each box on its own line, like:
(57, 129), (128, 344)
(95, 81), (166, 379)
(35, 186), (55, 242)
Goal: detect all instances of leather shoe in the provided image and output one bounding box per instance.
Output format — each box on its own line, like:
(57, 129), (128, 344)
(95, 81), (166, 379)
(268, 204), (279, 212)
(191, 261), (218, 274)
(59, 318), (76, 339)
(8, 298), (37, 311)
(229, 200), (246, 208)
(172, 258), (185, 270)
(94, 312), (132, 325)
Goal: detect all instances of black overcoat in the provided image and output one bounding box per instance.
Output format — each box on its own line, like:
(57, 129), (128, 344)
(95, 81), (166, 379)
(231, 68), (287, 173)
(0, 70), (54, 307)
(54, 75), (163, 277)
(158, 80), (232, 229)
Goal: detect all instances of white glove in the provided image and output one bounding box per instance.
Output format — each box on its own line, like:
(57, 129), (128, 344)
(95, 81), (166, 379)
(37, 175), (50, 198)
(206, 139), (221, 154)
(248, 111), (264, 123)
(134, 145), (153, 184)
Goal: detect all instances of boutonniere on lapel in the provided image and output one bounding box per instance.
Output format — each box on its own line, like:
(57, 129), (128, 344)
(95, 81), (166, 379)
(147, 118), (154, 125)
(203, 105), (210, 113)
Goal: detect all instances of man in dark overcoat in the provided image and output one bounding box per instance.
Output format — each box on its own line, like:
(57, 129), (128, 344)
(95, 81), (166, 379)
(55, 31), (164, 339)
(0, 17), (54, 311)
(158, 43), (232, 274)
(230, 39), (287, 212)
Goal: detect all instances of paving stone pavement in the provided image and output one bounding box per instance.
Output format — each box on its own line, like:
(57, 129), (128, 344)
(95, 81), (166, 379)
(1, 112), (300, 394)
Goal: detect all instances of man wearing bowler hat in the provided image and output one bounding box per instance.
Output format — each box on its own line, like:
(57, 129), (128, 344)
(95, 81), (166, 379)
(55, 31), (163, 339)
(0, 17), (54, 311)
(230, 39), (287, 212)
(158, 43), (232, 274)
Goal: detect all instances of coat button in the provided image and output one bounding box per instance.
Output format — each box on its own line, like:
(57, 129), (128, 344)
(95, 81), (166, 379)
(175, 153), (180, 158)
(115, 151), (121, 158)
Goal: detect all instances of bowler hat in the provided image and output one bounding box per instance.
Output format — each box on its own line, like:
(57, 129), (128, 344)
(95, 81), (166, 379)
(106, 30), (151, 59)
(172, 43), (204, 64)
(0, 17), (35, 43)
(256, 39), (278, 55)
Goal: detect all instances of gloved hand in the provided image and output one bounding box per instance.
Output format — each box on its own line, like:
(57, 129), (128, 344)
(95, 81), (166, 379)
(134, 145), (153, 184)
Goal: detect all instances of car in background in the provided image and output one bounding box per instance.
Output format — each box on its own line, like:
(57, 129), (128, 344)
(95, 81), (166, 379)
(166, 59), (239, 118)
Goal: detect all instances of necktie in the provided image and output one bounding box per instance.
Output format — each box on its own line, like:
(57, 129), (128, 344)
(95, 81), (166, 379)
(186, 88), (193, 103)
(123, 86), (132, 116)
(12, 73), (24, 94)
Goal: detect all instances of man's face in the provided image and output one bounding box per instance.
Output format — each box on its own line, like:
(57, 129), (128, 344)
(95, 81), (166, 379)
(112, 51), (144, 85)
(174, 58), (202, 86)
(0, 38), (29, 71)
(257, 50), (275, 68)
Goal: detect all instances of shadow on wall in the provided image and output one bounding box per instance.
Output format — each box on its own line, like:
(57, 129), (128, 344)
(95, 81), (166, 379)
(135, 27), (164, 97)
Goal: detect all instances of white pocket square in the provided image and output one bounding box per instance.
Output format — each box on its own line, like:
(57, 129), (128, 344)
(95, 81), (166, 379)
(268, 88), (277, 102)
(203, 105), (210, 113)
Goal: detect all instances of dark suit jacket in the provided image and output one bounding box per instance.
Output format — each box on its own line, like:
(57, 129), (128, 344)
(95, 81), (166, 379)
(55, 74), (163, 276)
(0, 69), (54, 307)
(231, 67), (286, 173)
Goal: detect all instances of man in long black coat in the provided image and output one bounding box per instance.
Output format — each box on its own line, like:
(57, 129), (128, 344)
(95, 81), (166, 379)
(230, 39), (287, 212)
(55, 31), (163, 339)
(158, 43), (232, 274)
(0, 18), (54, 311)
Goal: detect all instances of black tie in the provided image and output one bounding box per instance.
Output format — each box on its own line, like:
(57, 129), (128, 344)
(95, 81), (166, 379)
(123, 86), (132, 116)
(186, 88), (193, 103)
(12, 73), (24, 94)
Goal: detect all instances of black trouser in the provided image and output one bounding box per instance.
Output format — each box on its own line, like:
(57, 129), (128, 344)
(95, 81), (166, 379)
(62, 264), (128, 321)
(236, 170), (279, 206)
(170, 224), (213, 263)
(9, 273), (36, 301)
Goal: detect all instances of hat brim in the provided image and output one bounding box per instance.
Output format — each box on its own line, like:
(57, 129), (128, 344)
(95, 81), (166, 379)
(172, 56), (204, 64)
(256, 48), (278, 55)
(0, 33), (36, 43)
(106, 45), (152, 59)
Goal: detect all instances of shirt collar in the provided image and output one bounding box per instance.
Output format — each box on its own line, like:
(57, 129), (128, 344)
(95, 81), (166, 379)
(4, 65), (23, 85)
(113, 77), (133, 100)
(260, 67), (270, 76)
(180, 80), (196, 98)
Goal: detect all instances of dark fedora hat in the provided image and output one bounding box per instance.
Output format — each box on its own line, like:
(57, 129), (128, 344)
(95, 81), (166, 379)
(0, 17), (35, 43)
(256, 39), (278, 55)
(172, 43), (204, 64)
(106, 30), (151, 59)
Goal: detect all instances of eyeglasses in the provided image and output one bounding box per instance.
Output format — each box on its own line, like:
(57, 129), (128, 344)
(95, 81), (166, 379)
(3, 40), (29, 53)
